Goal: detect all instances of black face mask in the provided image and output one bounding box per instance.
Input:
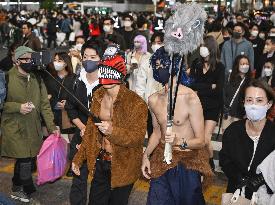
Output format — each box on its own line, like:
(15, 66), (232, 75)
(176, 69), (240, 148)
(83, 60), (99, 73)
(223, 36), (230, 41)
(20, 62), (33, 73)
(153, 66), (170, 85)
(232, 31), (242, 39)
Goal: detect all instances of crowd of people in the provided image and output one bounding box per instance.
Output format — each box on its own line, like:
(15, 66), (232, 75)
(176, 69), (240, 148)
(0, 4), (275, 205)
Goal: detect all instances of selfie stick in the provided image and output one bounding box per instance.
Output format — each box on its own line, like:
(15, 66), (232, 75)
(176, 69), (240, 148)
(164, 54), (174, 165)
(40, 67), (101, 123)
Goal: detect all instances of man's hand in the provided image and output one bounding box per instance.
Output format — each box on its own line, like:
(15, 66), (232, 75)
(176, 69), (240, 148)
(20, 103), (33, 115)
(80, 126), (86, 137)
(141, 154), (151, 179)
(165, 128), (176, 144)
(95, 121), (113, 135)
(72, 162), (80, 176)
(57, 100), (66, 110)
(52, 129), (60, 136)
(76, 144), (81, 150)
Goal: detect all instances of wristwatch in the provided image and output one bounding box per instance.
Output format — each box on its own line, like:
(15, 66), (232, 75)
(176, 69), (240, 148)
(179, 139), (188, 150)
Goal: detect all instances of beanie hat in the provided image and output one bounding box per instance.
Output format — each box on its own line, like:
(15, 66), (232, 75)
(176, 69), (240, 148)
(98, 45), (126, 85)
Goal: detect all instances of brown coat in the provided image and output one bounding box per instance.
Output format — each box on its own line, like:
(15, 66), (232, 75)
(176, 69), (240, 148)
(21, 33), (41, 51)
(73, 85), (148, 188)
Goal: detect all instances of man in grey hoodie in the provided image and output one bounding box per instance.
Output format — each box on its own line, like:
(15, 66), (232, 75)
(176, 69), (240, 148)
(221, 22), (254, 80)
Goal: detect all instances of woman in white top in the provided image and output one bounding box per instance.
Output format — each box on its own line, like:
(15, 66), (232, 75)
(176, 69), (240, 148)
(126, 35), (151, 94)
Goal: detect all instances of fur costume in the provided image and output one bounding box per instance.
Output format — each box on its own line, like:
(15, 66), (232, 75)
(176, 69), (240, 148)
(164, 2), (207, 56)
(72, 85), (148, 188)
(150, 144), (213, 190)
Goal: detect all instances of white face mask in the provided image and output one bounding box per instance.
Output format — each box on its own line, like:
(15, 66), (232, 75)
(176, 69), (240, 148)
(251, 30), (259, 37)
(103, 25), (112, 33)
(259, 33), (265, 40)
(151, 44), (163, 52)
(244, 104), (269, 122)
(239, 65), (249, 73)
(264, 68), (273, 77)
(124, 20), (132, 27)
(74, 43), (83, 51)
(134, 42), (142, 49)
(199, 46), (210, 58)
(54, 62), (65, 71)
(269, 33), (275, 37)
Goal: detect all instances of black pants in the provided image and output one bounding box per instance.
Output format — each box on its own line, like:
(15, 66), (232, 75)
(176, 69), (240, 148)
(89, 158), (134, 205)
(12, 158), (36, 194)
(47, 35), (57, 48)
(70, 162), (89, 205)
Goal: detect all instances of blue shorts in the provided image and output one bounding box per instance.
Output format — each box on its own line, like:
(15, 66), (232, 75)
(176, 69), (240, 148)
(146, 163), (205, 205)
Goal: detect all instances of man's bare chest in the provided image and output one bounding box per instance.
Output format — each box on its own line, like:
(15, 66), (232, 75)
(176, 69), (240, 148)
(99, 97), (114, 121)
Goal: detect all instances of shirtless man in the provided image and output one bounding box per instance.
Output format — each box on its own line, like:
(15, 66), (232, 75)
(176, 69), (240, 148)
(72, 49), (148, 205)
(141, 47), (212, 205)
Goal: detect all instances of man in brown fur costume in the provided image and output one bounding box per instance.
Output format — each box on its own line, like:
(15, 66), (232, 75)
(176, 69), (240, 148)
(72, 45), (148, 205)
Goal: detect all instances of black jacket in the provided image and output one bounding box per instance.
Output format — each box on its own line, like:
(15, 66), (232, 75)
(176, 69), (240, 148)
(44, 74), (76, 132)
(0, 56), (13, 72)
(66, 79), (100, 125)
(190, 59), (225, 110)
(65, 77), (100, 160)
(248, 37), (265, 78)
(224, 76), (250, 119)
(219, 119), (275, 199)
(257, 52), (275, 78)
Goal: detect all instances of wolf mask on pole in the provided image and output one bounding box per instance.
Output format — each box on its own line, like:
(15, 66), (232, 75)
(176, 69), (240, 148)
(164, 2), (207, 56)
(162, 2), (207, 164)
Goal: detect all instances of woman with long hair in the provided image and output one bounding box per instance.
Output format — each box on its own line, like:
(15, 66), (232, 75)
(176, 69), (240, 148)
(190, 35), (225, 171)
(46, 52), (76, 137)
(224, 55), (252, 127)
(126, 35), (151, 93)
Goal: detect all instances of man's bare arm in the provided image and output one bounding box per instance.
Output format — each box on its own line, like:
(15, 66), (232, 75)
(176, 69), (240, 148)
(182, 93), (205, 149)
(142, 97), (162, 179)
(143, 98), (162, 157)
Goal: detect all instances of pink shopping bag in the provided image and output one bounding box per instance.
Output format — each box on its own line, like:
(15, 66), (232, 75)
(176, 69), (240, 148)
(37, 134), (68, 185)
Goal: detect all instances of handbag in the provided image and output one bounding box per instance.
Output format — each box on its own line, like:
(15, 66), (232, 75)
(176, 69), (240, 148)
(61, 109), (73, 130)
(221, 188), (257, 205)
(57, 78), (73, 130)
